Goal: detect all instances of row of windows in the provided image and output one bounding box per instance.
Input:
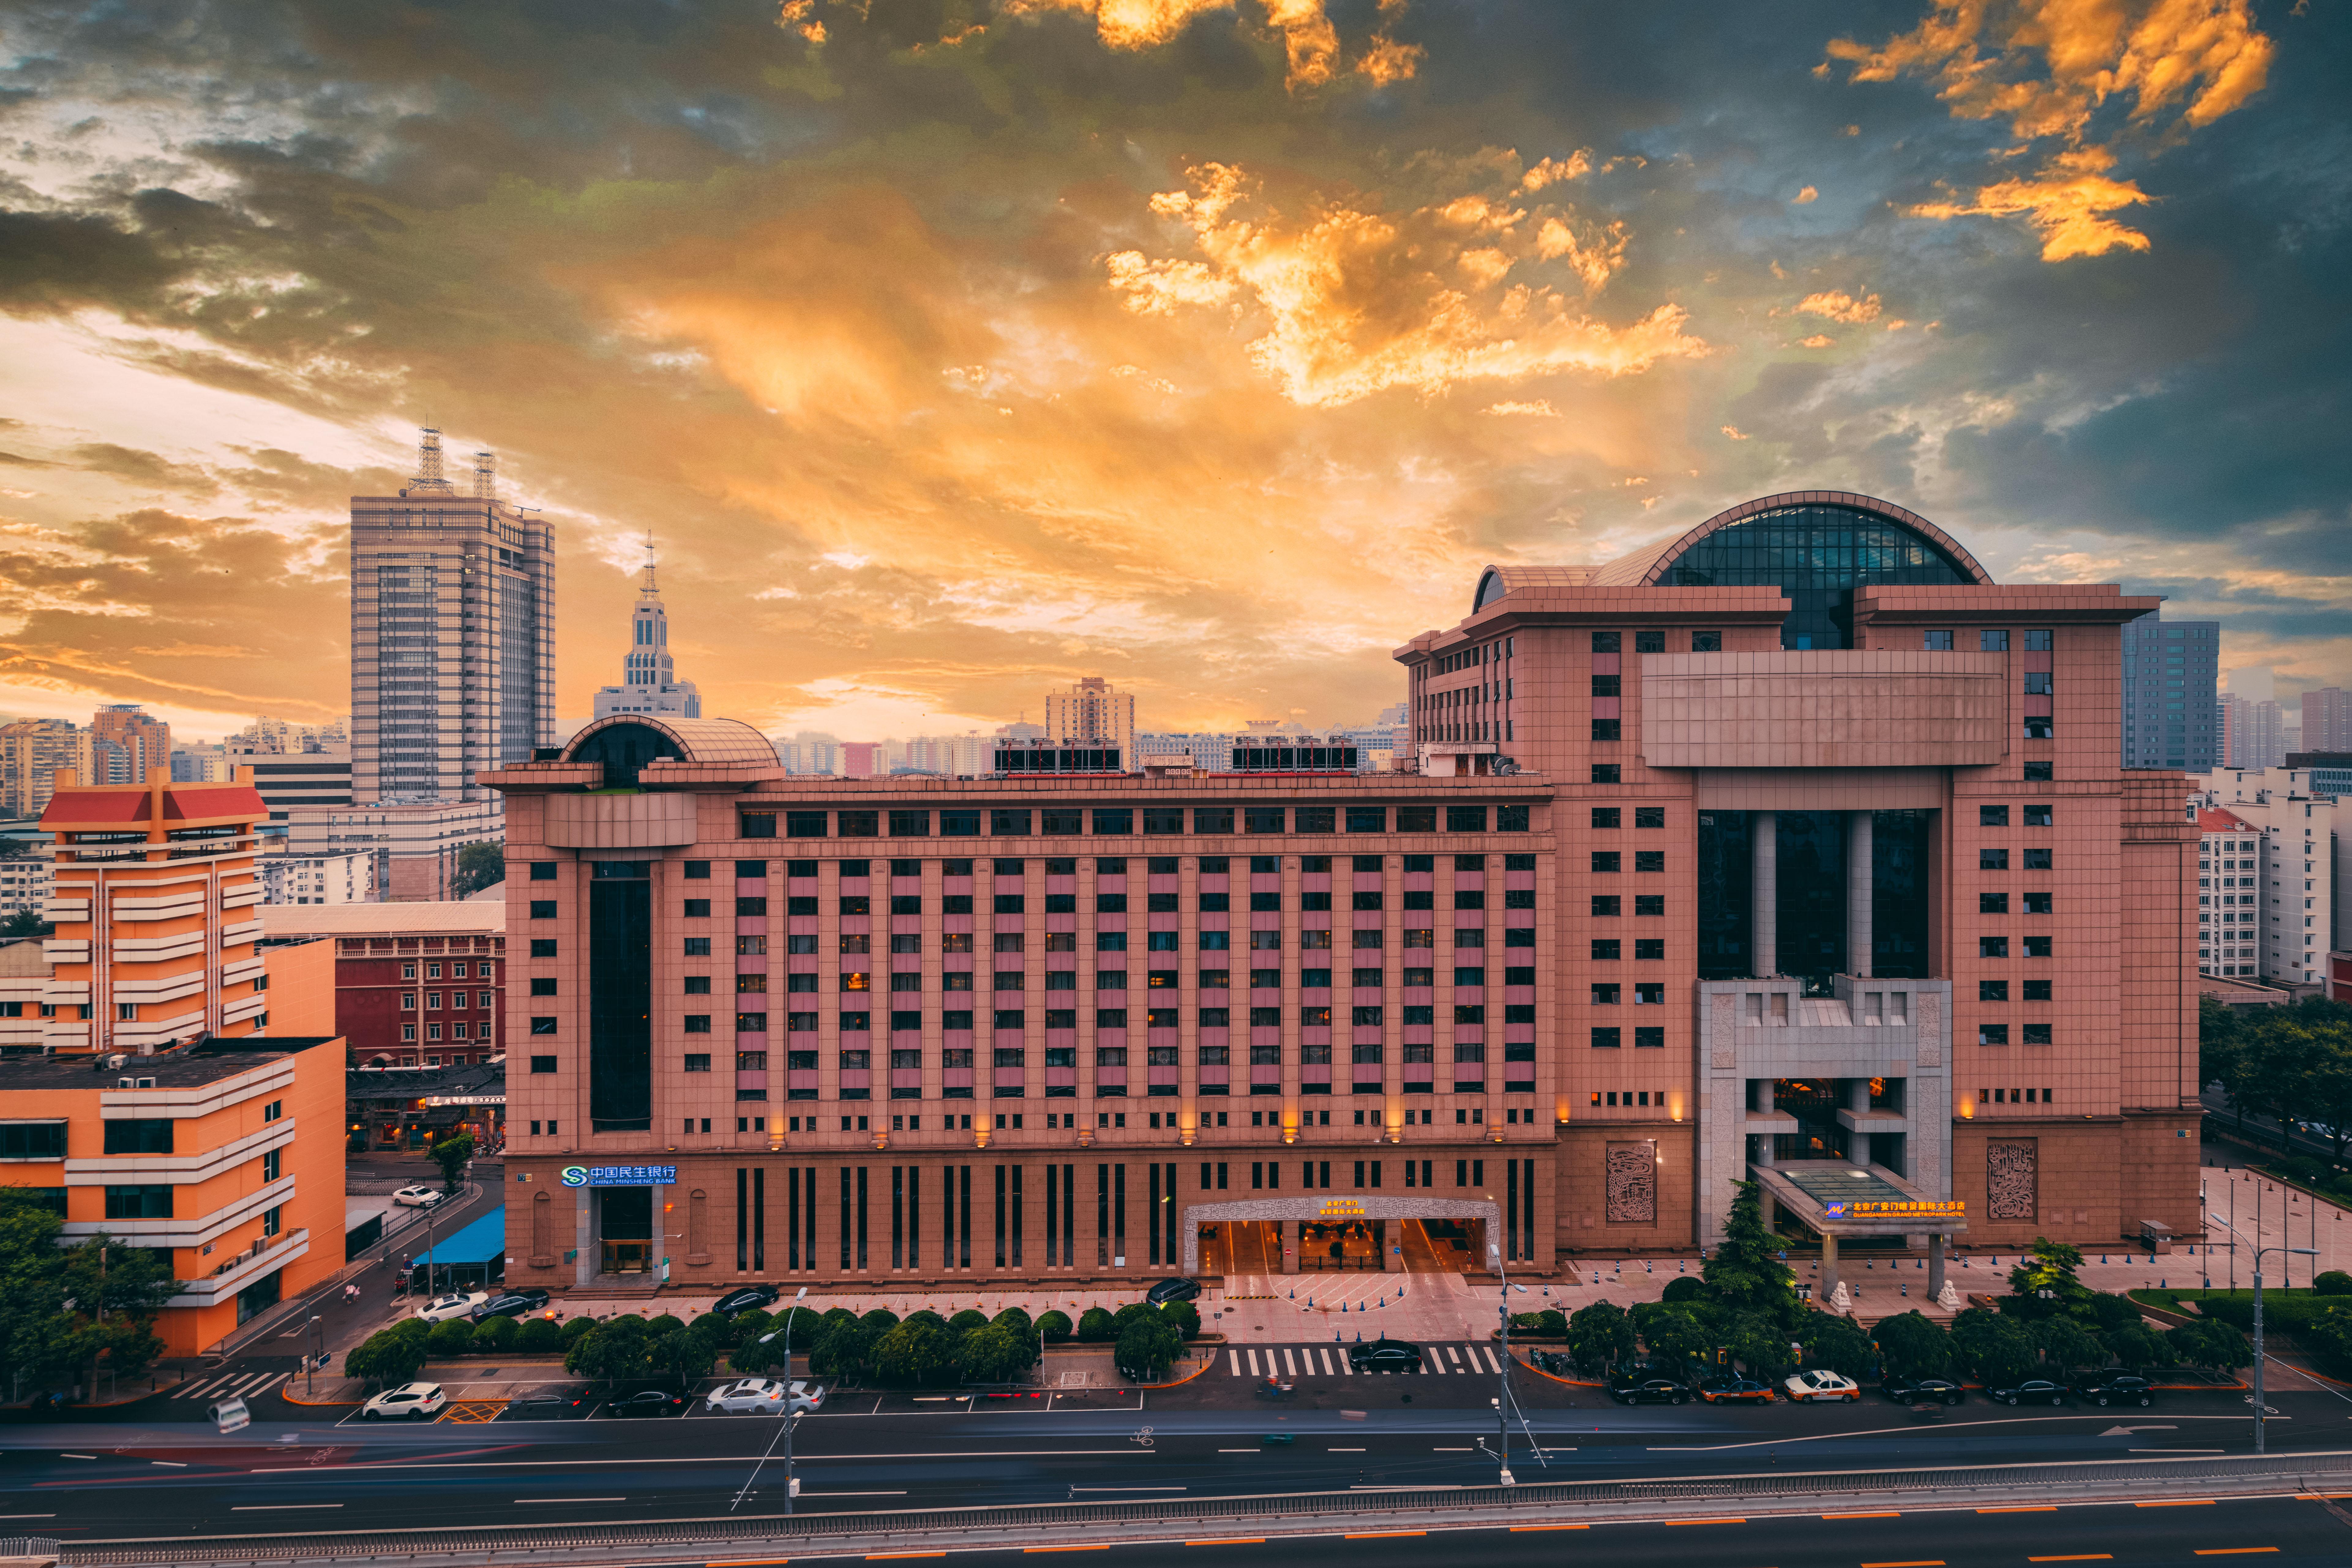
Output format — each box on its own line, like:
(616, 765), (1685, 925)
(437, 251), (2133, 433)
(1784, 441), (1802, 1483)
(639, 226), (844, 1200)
(1979, 849), (2054, 869)
(715, 965), (1545, 993)
(689, 853), (1536, 877)
(1591, 630), (1721, 653)
(1978, 893), (2056, 913)
(397, 960), (495, 979)
(1979, 980), (2054, 1001)
(740, 805), (1534, 839)
(1923, 629), (2054, 651)
(678, 929), (1530, 955)
(1589, 984), (1667, 1004)
(1978, 937), (2055, 957)
(659, 1003), (1541, 1032)
(682, 887), (1544, 917)
(1978, 1026), (2055, 1045)
(1979, 805), (2054, 827)
(400, 991), (497, 1009)
(1590, 1028), (1668, 1048)
(401, 1021), (487, 1041)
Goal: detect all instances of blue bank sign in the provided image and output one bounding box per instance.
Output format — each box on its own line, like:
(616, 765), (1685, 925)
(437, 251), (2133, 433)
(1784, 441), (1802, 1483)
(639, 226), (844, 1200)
(560, 1164), (677, 1188)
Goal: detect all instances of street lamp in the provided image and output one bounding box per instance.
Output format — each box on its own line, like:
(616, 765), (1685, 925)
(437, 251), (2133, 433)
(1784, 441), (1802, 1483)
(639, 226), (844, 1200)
(2251, 1244), (2317, 1454)
(734, 1285), (811, 1514)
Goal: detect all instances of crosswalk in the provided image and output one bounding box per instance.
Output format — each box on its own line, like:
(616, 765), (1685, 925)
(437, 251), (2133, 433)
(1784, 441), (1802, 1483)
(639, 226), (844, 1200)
(174, 1368), (291, 1403)
(1226, 1342), (1504, 1378)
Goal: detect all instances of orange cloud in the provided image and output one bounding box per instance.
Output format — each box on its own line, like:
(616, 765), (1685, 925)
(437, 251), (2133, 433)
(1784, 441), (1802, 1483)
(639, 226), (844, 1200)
(1355, 32), (1423, 84)
(1793, 185), (1819, 204)
(1794, 289), (1882, 323)
(1105, 163), (1701, 407)
(1907, 145), (2153, 259)
(1005, 0), (1389, 88)
(1520, 152), (1594, 191)
(1795, 333), (1836, 348)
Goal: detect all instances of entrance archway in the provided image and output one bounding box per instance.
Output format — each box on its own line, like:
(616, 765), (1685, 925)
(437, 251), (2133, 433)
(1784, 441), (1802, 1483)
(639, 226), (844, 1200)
(1181, 1196), (1503, 1275)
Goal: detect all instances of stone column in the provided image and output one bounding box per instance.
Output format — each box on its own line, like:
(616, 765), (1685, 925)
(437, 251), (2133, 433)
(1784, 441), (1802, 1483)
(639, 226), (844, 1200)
(1380, 1218), (1402, 1272)
(1751, 811), (1777, 977)
(1846, 810), (1874, 978)
(1281, 1219), (1299, 1275)
(1819, 1230), (1839, 1300)
(1928, 1233), (1947, 1297)
(1753, 1078), (1775, 1169)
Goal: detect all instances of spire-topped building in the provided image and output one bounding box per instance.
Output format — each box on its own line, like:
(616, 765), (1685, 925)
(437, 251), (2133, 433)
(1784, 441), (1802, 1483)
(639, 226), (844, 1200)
(593, 535), (702, 720)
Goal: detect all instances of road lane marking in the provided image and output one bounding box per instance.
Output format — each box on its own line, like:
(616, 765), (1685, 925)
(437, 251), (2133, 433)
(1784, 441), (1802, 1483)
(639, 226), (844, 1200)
(1667, 1518), (1746, 1526)
(1185, 1539), (1264, 1547)
(2131, 1448), (2222, 1453)
(2137, 1500), (2217, 1508)
(1283, 1349), (1297, 1377)
(1433, 1446), (1473, 1451)
(866, 1555), (944, 1560)
(252, 1448), (1147, 1473)
(2194, 1551), (2278, 1557)
(1228, 1352), (1242, 1377)
(149, 1461), (187, 1468)
(0, 1515), (57, 1520)
(1824, 1512), (1899, 1519)
(1069, 1487), (1186, 1492)
(2029, 1556), (2114, 1562)
(1343, 1532), (1423, 1539)
(60, 1455), (97, 1461)
(1024, 1547), (1106, 1553)
(709, 1559), (793, 1565)
(1979, 1507), (2056, 1514)
(1327, 1447), (1365, 1452)
(1508, 1524), (1587, 1532)
(517, 1498), (623, 1503)
(231, 1504), (344, 1511)
(1216, 1449), (1258, 1453)
(1859, 1561), (1942, 1567)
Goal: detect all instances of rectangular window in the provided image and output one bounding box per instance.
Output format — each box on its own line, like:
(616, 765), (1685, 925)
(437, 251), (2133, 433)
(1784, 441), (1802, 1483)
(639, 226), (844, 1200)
(530, 1055), (557, 1073)
(889, 810), (930, 837)
(1981, 630), (2010, 652)
(1923, 630), (1953, 650)
(1981, 937), (2009, 958)
(102, 1119), (173, 1154)
(1981, 848), (2009, 870)
(1590, 1027), (1620, 1049)
(2022, 629), (2052, 651)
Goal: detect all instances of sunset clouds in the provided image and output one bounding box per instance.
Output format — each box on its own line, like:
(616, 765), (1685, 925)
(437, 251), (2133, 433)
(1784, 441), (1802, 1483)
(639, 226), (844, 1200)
(0, 0), (2341, 742)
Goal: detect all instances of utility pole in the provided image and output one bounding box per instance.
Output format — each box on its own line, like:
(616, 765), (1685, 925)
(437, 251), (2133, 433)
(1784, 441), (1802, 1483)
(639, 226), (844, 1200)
(2252, 1244), (2317, 1454)
(734, 1285), (810, 1514)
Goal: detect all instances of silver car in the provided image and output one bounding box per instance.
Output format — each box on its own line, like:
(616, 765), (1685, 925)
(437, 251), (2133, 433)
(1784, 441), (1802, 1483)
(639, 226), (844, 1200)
(704, 1377), (825, 1414)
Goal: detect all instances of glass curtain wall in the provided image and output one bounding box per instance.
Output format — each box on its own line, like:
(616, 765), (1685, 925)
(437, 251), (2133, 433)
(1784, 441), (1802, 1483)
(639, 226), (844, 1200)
(1665, 504), (1974, 648)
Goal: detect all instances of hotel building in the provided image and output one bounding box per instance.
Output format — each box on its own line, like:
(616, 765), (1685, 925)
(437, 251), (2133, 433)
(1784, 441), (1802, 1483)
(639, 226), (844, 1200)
(493, 493), (2200, 1297)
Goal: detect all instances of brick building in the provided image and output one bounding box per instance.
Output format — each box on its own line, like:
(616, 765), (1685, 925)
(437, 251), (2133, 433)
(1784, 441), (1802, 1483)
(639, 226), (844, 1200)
(258, 902), (504, 1067)
(492, 492), (2200, 1299)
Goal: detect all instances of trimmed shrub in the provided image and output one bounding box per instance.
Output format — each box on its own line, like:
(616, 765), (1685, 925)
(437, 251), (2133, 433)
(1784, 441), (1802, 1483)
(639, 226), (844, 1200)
(1660, 1276), (1708, 1305)
(1076, 1307), (1116, 1343)
(560, 1314), (598, 1345)
(516, 1317), (564, 1355)
(1159, 1300), (1201, 1340)
(645, 1313), (686, 1338)
(948, 1309), (989, 1333)
(425, 1317), (476, 1358)
(991, 1306), (1033, 1340)
(2316, 1271), (2352, 1298)
(1037, 1310), (1073, 1344)
(476, 1314), (520, 1353)
(861, 1308), (901, 1334)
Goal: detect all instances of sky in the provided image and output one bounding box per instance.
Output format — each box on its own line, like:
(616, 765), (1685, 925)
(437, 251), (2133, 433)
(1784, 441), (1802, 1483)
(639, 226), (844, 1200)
(0, 0), (2345, 744)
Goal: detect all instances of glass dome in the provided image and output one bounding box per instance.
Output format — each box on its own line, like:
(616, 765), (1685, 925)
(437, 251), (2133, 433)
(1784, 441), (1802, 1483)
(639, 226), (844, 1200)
(1661, 502), (1977, 649)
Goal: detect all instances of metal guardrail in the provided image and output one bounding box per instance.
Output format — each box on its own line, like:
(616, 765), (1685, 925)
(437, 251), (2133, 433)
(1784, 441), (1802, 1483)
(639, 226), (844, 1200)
(53, 1450), (2352, 1564)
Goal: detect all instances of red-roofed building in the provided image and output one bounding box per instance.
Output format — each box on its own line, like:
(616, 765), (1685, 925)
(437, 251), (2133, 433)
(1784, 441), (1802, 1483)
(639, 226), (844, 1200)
(36, 767), (273, 1054)
(2196, 807), (2264, 978)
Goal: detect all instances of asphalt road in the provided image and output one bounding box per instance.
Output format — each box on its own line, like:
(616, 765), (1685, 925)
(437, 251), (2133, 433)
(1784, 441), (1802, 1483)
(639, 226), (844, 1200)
(4, 1377), (2350, 1545)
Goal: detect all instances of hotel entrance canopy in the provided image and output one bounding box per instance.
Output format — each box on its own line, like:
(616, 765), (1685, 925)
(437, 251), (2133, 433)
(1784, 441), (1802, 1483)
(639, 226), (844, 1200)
(1752, 1160), (1967, 1239)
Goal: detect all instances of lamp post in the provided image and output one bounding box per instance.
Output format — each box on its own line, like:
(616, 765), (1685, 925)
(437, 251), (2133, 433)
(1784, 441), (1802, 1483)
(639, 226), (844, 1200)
(734, 1285), (810, 1513)
(305, 1315), (322, 1395)
(2251, 1244), (2317, 1454)
(1487, 1191), (1513, 1487)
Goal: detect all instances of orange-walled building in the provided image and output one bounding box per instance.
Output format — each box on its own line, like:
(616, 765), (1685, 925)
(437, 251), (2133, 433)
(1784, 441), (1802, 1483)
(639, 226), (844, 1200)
(0, 1035), (346, 1351)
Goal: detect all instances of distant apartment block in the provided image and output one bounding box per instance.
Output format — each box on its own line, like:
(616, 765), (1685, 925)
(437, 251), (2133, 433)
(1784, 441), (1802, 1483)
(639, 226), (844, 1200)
(2192, 766), (2347, 987)
(258, 850), (377, 906)
(2221, 694), (2286, 771)
(2308, 688), (2351, 754)
(1044, 677), (1137, 763)
(88, 704), (171, 784)
(282, 796), (503, 903)
(2120, 613), (2217, 772)
(0, 718), (77, 818)
(349, 430), (554, 804)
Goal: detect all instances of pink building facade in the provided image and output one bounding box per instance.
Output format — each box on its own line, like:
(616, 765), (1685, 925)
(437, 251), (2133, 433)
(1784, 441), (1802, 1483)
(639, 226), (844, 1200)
(494, 493), (2201, 1295)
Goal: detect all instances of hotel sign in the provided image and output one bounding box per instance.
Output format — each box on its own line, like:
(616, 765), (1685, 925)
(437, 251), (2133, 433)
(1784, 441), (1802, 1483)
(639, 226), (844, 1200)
(561, 1164), (678, 1188)
(1822, 1199), (1965, 1218)
(1317, 1199), (1366, 1219)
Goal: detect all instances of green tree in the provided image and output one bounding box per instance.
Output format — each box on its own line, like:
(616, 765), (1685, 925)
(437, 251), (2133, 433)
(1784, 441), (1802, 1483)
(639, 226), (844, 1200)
(1112, 1316), (1184, 1383)
(1037, 1309), (1073, 1343)
(1075, 1307), (1116, 1342)
(517, 1317), (564, 1354)
(1660, 1275), (1708, 1305)
(2006, 1237), (2092, 1319)
(566, 1315), (652, 1387)
(55, 1235), (180, 1388)
(1949, 1307), (2036, 1385)
(809, 1316), (881, 1380)
(1722, 1310), (1796, 1381)
(0, 906), (48, 939)
(0, 1197), (78, 1388)
(650, 1319), (724, 1388)
(429, 1132), (476, 1193)
(347, 1326), (429, 1388)
(2199, 994), (2246, 1133)
(1874, 1310), (1950, 1381)
(1567, 1302), (1636, 1374)
(476, 1315), (520, 1353)
(1700, 1180), (1799, 1327)
(2316, 1271), (2352, 1298)
(861, 1307), (902, 1334)
(959, 1322), (1034, 1384)
(949, 1308), (991, 1333)
(1796, 1311), (1874, 1379)
(991, 1306), (1033, 1339)
(1159, 1300), (1201, 1340)
(426, 1317), (476, 1358)
(2031, 1316), (2106, 1377)
(2283, 1001), (2352, 1165)
(1631, 1300), (1713, 1371)
(645, 1313), (686, 1337)
(450, 841), (505, 899)
(2100, 1321), (2173, 1371)
(2164, 1317), (2249, 1374)
(873, 1318), (962, 1388)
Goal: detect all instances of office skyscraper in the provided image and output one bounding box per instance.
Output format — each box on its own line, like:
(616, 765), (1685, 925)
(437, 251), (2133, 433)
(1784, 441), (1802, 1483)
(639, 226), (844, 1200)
(2120, 612), (2218, 771)
(2306, 687), (2351, 754)
(349, 431), (555, 803)
(592, 540), (700, 720)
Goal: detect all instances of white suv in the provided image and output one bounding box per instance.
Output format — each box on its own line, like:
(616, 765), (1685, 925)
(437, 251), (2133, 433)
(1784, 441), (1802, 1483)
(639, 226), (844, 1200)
(362, 1383), (447, 1421)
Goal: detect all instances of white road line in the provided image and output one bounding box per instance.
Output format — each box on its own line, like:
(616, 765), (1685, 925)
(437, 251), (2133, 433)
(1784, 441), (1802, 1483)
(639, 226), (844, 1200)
(247, 1372), (290, 1396)
(150, 1461), (187, 1468)
(230, 1504), (343, 1511)
(1282, 1349), (1297, 1377)
(1481, 1346), (1503, 1373)
(1246, 1349), (1261, 1376)
(1447, 1345), (1465, 1366)
(181, 1375), (236, 1400)
(1227, 1351), (1243, 1377)
(1319, 1348), (1335, 1375)
(516, 1498), (623, 1503)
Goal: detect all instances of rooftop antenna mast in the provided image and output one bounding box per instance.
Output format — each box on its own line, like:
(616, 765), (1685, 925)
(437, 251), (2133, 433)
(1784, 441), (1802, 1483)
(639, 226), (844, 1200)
(472, 451), (497, 501)
(642, 529), (659, 596)
(411, 428), (457, 495)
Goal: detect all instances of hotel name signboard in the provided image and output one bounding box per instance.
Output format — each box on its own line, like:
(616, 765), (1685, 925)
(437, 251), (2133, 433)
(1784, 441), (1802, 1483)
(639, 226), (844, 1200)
(1822, 1199), (1965, 1218)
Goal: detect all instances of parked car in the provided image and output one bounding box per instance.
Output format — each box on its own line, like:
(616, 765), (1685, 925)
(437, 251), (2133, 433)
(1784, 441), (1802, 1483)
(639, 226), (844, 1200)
(1346, 1337), (1423, 1373)
(499, 1387), (589, 1420)
(1146, 1277), (1204, 1305)
(362, 1383), (446, 1421)
(2073, 1370), (2155, 1408)
(705, 1377), (826, 1414)
(1782, 1369), (1861, 1403)
(710, 1285), (781, 1318)
(610, 1388), (689, 1418)
(1881, 1375), (1967, 1406)
(414, 1291), (489, 1324)
(469, 1288), (552, 1323)
(1988, 1377), (2070, 1407)
(1697, 1374), (1777, 1404)
(391, 1185), (447, 1208)
(1609, 1374), (1691, 1405)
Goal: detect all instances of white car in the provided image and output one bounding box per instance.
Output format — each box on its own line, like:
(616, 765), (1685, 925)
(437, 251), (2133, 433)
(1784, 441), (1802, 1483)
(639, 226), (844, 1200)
(704, 1377), (826, 1415)
(414, 1291), (489, 1324)
(391, 1185), (447, 1208)
(1782, 1369), (1861, 1402)
(362, 1382), (446, 1421)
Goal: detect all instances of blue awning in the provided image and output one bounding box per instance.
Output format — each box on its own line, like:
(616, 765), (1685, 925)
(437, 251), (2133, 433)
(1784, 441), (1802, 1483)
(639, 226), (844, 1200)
(411, 1206), (504, 1266)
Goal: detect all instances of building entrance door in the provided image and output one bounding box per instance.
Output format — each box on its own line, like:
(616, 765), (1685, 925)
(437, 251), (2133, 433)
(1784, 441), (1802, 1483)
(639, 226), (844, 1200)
(601, 1240), (650, 1273)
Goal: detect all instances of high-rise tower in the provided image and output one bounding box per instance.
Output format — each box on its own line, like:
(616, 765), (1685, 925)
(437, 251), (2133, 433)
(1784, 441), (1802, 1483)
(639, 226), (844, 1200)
(348, 429), (555, 803)
(592, 536), (701, 720)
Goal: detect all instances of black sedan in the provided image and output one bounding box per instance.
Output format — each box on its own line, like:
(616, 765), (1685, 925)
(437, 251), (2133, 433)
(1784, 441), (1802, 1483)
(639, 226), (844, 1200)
(498, 1387), (590, 1421)
(1347, 1337), (1423, 1373)
(2073, 1370), (2156, 1407)
(710, 1285), (782, 1317)
(1881, 1375), (1967, 1406)
(1988, 1377), (2070, 1407)
(469, 1288), (552, 1323)
(608, 1388), (689, 1418)
(1609, 1374), (1691, 1405)
(1146, 1277), (1203, 1305)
